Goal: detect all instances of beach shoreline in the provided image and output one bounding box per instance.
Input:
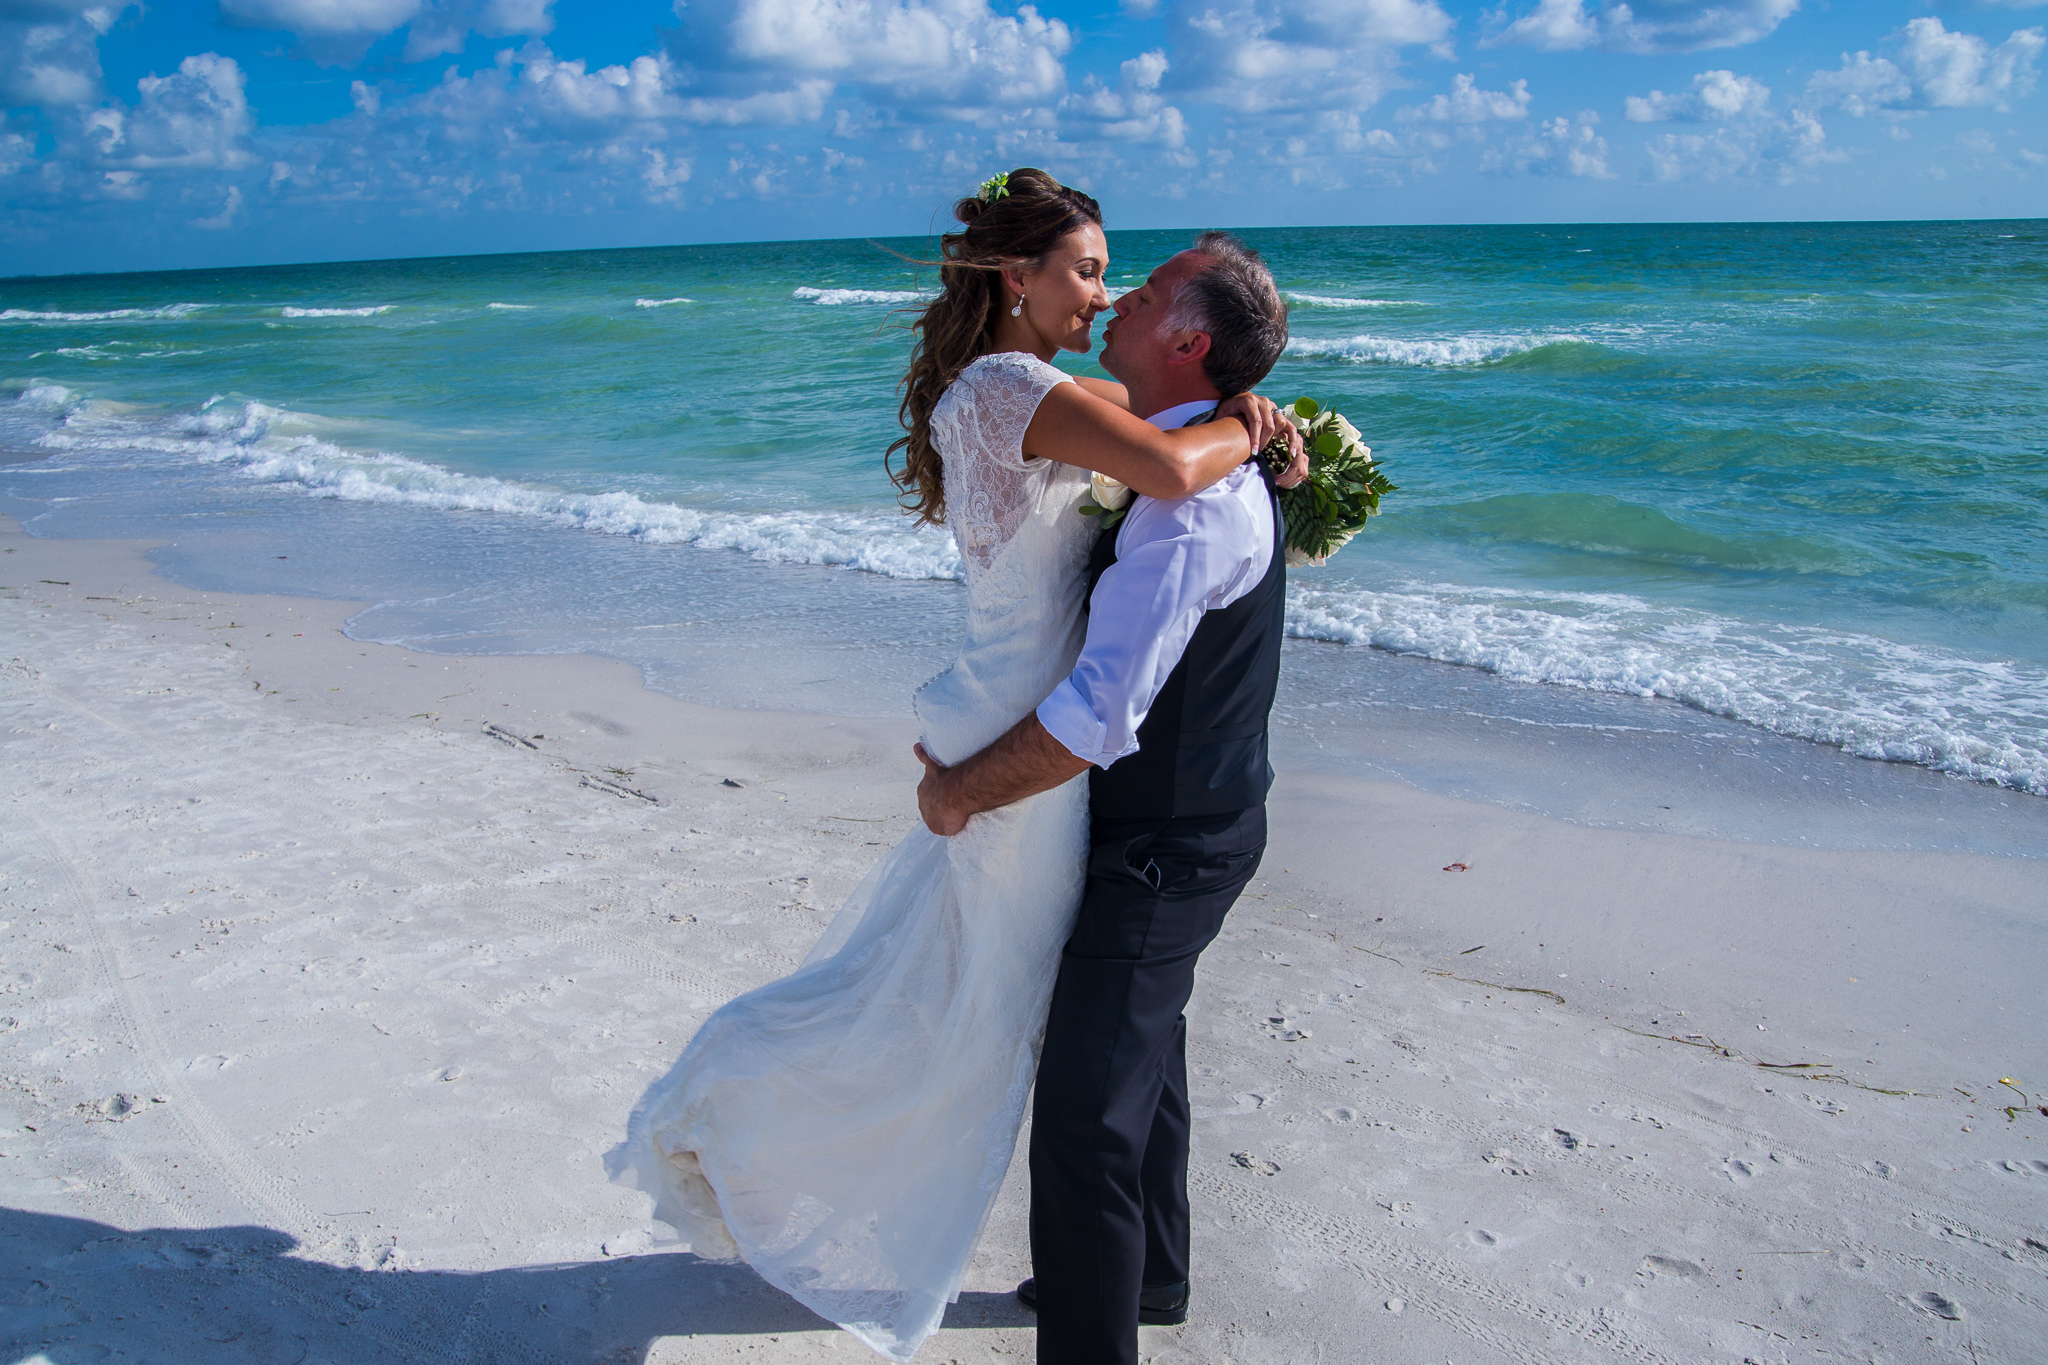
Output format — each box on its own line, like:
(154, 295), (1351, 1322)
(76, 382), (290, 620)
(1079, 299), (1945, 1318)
(4, 515), (2045, 1363)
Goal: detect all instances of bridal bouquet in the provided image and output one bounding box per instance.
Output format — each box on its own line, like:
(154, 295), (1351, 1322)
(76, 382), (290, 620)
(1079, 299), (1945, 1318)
(1078, 398), (1395, 566)
(1262, 397), (1396, 566)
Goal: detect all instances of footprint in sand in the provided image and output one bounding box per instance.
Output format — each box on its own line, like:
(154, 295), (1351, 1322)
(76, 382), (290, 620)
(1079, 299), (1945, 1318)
(1322, 1106), (1359, 1123)
(1910, 1291), (1962, 1321)
(1466, 1229), (1499, 1248)
(1639, 1255), (1707, 1280)
(1722, 1157), (1757, 1183)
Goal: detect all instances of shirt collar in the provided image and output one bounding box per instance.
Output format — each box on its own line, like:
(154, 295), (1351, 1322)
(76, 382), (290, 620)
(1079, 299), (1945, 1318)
(1145, 399), (1220, 431)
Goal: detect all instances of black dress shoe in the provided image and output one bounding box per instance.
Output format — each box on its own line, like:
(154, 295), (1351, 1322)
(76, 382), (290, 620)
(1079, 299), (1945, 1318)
(1015, 1277), (1190, 1327)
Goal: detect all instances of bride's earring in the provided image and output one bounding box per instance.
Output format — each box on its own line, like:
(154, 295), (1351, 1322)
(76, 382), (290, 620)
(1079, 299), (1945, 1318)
(1011, 295), (1024, 318)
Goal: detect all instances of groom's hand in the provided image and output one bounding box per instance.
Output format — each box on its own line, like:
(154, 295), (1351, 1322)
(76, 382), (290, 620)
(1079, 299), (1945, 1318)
(914, 743), (973, 837)
(913, 719), (1091, 837)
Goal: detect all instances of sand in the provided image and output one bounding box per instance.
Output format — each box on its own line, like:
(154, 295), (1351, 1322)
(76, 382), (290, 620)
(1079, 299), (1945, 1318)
(3, 514), (2045, 1365)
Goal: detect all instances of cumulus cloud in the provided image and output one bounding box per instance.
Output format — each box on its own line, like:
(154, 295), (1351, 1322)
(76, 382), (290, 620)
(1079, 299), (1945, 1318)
(1643, 108), (1839, 183)
(1625, 69), (1771, 121)
(1061, 48), (1187, 149)
(1806, 18), (2044, 114)
(0, 0), (127, 108)
(218, 0), (554, 65)
(88, 52), (255, 170)
(1484, 110), (1613, 176)
(192, 181), (243, 228)
(1397, 73), (1531, 123)
(1162, 0), (1454, 112)
(404, 0), (554, 61)
(674, 0), (1072, 111)
(1484, 0), (1799, 55)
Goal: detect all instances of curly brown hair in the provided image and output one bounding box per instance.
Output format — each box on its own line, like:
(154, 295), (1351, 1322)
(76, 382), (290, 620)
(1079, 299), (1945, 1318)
(888, 168), (1103, 526)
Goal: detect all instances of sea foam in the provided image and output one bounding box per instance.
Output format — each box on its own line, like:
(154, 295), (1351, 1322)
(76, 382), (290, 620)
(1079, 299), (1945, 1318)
(1286, 332), (1588, 366)
(792, 287), (930, 306)
(24, 390), (964, 584)
(280, 306), (394, 318)
(1, 304), (209, 322)
(1285, 581), (2048, 796)
(635, 297), (694, 308)
(1285, 293), (1423, 308)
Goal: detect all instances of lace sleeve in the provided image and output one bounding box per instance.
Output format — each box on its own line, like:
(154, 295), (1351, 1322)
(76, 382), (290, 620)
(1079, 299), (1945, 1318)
(934, 353), (1074, 572)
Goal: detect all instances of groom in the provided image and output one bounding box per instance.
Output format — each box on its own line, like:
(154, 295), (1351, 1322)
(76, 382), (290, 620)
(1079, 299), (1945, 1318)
(916, 231), (1292, 1365)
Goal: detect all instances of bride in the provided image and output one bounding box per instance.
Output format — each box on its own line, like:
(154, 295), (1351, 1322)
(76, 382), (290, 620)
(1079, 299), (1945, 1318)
(610, 169), (1297, 1360)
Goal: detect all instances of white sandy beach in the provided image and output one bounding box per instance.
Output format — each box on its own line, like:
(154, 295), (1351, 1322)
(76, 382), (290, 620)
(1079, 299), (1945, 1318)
(3, 514), (2045, 1365)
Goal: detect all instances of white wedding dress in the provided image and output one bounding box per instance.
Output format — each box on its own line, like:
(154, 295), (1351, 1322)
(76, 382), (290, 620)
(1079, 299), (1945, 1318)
(610, 352), (1097, 1360)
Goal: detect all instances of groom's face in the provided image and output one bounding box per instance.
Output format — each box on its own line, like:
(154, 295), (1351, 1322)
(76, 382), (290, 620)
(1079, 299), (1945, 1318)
(1100, 250), (1212, 390)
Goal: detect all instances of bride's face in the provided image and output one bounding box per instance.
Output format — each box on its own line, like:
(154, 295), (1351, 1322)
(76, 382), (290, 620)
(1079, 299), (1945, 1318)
(1017, 224), (1111, 354)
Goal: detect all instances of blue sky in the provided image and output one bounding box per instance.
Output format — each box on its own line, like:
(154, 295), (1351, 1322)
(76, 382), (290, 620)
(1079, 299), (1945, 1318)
(3, 0), (2043, 275)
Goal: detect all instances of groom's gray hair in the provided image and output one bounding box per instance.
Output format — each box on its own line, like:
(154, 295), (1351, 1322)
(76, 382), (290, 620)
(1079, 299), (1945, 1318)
(1163, 231), (1289, 397)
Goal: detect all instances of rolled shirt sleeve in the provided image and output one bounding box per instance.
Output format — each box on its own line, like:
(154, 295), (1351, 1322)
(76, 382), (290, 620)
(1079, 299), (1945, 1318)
(1037, 462), (1272, 768)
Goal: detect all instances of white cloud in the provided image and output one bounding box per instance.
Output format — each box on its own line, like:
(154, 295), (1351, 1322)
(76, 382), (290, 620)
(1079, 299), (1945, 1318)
(1806, 18), (2044, 115)
(92, 52), (255, 170)
(0, 0), (126, 108)
(642, 146), (690, 203)
(680, 0), (1073, 108)
(1163, 0), (1454, 112)
(218, 0), (553, 65)
(1899, 16), (2043, 105)
(1486, 110), (1613, 176)
(1060, 48), (1187, 148)
(415, 49), (684, 135)
(1643, 108), (1839, 183)
(1625, 69), (1771, 121)
(1802, 52), (1914, 117)
(192, 182), (242, 228)
(219, 0), (420, 62)
(1397, 73), (1531, 123)
(0, 129), (34, 176)
(1484, 0), (1799, 55)
(403, 0), (557, 63)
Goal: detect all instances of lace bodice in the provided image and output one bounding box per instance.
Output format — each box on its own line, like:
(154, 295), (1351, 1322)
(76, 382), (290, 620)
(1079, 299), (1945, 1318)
(915, 352), (1098, 766)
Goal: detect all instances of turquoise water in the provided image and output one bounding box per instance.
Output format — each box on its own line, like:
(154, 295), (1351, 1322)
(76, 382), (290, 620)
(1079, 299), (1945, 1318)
(4, 221), (2045, 793)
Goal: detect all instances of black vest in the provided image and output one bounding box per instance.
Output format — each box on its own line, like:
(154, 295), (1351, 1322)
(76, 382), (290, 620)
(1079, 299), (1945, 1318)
(1085, 464), (1287, 821)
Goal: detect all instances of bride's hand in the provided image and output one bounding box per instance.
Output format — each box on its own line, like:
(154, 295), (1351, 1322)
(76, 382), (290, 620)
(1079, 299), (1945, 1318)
(1214, 393), (1310, 488)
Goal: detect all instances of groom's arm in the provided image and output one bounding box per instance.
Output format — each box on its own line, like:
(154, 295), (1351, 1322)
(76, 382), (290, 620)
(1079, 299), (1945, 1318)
(915, 719), (1088, 837)
(915, 477), (1270, 837)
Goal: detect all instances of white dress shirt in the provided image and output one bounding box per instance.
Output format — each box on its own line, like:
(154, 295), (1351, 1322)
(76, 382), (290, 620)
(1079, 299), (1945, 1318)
(1037, 401), (1276, 768)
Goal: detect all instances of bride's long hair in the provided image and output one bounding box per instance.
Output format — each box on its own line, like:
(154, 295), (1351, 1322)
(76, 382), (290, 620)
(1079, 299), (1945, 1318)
(889, 168), (1103, 526)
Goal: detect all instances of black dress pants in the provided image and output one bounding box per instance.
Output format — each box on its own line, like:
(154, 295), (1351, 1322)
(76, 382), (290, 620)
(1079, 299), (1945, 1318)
(1028, 805), (1267, 1365)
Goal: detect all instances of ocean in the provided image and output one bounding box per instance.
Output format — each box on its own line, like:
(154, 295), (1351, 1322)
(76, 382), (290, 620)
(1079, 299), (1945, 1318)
(4, 220), (2045, 802)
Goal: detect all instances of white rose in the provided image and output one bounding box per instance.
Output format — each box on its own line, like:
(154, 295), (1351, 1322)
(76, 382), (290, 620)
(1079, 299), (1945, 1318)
(1090, 470), (1132, 511)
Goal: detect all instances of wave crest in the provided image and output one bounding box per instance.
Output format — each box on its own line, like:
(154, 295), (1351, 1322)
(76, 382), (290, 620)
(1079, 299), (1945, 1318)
(2, 304), (210, 323)
(792, 287), (930, 306)
(1286, 582), (2048, 796)
(280, 306), (393, 318)
(1284, 293), (1423, 308)
(1286, 332), (1589, 366)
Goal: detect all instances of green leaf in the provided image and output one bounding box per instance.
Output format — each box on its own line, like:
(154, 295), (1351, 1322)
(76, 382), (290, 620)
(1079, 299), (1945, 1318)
(1293, 397), (1319, 419)
(1314, 431), (1342, 457)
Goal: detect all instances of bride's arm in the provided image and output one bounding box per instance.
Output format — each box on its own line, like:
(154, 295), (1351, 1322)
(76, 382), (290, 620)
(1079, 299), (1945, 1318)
(1022, 382), (1268, 501)
(1071, 376), (1131, 408)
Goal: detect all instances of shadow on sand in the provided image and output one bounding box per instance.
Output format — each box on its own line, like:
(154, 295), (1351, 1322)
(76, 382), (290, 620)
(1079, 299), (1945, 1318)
(0, 1207), (1032, 1363)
